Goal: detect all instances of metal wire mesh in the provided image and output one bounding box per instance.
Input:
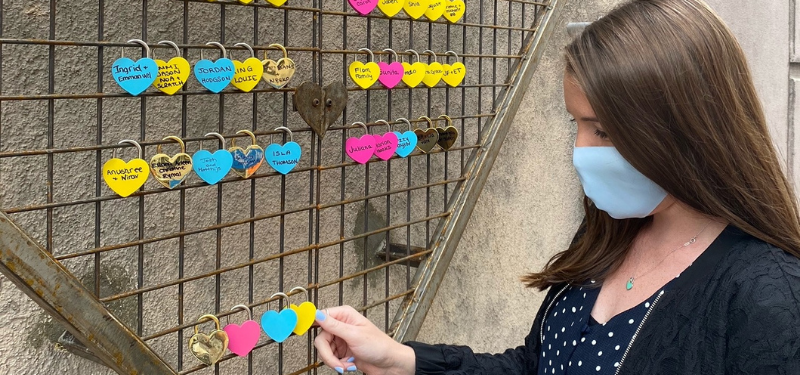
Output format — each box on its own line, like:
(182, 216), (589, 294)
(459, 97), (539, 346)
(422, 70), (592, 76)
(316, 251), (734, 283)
(0, 0), (549, 373)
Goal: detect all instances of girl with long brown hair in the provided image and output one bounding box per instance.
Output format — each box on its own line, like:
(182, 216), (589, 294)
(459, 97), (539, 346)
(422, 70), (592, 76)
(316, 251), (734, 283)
(312, 0), (800, 373)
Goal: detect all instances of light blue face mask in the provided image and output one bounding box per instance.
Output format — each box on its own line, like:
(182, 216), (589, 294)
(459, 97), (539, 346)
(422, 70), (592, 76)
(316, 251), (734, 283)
(572, 146), (668, 219)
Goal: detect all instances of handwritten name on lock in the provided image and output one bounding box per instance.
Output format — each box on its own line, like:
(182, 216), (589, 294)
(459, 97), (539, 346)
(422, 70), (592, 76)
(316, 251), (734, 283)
(150, 136), (193, 189)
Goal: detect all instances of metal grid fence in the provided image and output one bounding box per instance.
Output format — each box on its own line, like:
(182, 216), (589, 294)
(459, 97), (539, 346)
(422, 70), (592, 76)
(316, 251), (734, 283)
(0, 0), (559, 373)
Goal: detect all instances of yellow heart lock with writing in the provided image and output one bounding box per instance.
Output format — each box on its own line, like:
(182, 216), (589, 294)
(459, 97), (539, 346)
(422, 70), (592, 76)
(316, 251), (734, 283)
(152, 41), (190, 95)
(262, 44), (296, 89)
(378, 0), (404, 17)
(232, 57), (264, 92)
(189, 315), (229, 366)
(441, 51), (466, 87)
(402, 61), (427, 88)
(103, 140), (149, 198)
(425, 0), (446, 21)
(423, 62), (444, 87)
(443, 0), (465, 23)
(404, 0), (431, 20)
(350, 49), (381, 89)
(150, 136), (193, 189)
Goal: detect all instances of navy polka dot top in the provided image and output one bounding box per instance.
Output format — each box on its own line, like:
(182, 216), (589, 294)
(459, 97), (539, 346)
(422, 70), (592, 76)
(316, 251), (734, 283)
(537, 278), (677, 375)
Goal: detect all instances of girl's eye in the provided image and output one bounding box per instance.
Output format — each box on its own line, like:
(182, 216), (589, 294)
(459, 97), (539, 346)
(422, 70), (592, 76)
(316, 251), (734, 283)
(594, 129), (609, 139)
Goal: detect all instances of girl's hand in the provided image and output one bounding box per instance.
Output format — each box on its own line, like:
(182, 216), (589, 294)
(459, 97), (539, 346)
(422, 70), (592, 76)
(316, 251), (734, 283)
(314, 306), (416, 374)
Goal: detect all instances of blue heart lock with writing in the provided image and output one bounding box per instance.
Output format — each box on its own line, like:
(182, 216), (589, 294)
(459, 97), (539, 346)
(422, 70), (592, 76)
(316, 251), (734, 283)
(194, 58), (235, 93)
(394, 131), (418, 158)
(192, 149), (233, 185)
(261, 309), (298, 343)
(112, 57), (158, 96)
(265, 142), (302, 175)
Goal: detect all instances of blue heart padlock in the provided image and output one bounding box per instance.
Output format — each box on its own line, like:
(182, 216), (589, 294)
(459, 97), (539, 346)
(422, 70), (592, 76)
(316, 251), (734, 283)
(265, 141), (302, 175)
(230, 147), (264, 178)
(194, 58), (235, 93)
(394, 130), (418, 158)
(112, 57), (158, 96)
(260, 308), (298, 343)
(192, 149), (233, 185)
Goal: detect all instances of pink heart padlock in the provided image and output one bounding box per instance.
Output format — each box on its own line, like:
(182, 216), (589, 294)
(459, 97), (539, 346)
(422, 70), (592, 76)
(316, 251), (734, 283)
(349, 0), (379, 15)
(378, 62), (404, 89)
(346, 122), (377, 164)
(223, 305), (261, 357)
(373, 125), (399, 160)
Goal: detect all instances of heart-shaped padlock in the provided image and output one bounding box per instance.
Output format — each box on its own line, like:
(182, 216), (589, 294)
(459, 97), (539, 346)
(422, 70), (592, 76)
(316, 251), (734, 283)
(112, 39), (158, 96)
(292, 81), (348, 139)
(378, 49), (404, 89)
(394, 118), (419, 158)
(103, 140), (149, 197)
(443, 0), (465, 23)
(152, 41), (190, 95)
(195, 42), (235, 93)
(288, 286), (317, 336)
(229, 130), (265, 179)
(346, 122), (377, 164)
(441, 51), (467, 87)
(404, 0), (431, 19)
(262, 44), (296, 89)
(402, 50), (427, 88)
(231, 43), (264, 92)
(374, 120), (400, 161)
(193, 132), (233, 185)
(350, 48), (381, 89)
(414, 116), (440, 153)
(378, 0), (403, 17)
(422, 50), (444, 88)
(265, 127), (302, 175)
(150, 136), (193, 189)
(223, 305), (261, 357)
(261, 293), (299, 343)
(349, 0), (379, 15)
(189, 314), (229, 366)
(425, 0), (446, 20)
(436, 115), (459, 150)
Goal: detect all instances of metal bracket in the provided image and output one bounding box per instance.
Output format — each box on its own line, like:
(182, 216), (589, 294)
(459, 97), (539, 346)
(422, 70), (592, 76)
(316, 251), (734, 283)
(292, 81), (348, 139)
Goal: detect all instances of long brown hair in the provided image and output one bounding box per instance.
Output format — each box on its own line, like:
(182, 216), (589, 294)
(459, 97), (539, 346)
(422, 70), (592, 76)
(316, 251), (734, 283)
(523, 0), (800, 290)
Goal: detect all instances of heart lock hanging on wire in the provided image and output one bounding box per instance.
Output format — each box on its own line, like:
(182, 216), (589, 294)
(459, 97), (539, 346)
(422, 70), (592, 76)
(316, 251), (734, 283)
(378, 0), (403, 17)
(441, 51), (466, 87)
(103, 140), (149, 197)
(436, 115), (459, 150)
(228, 130), (265, 179)
(425, 0), (446, 21)
(401, 49), (427, 88)
(266, 0), (288, 7)
(422, 50), (444, 88)
(151, 41), (190, 95)
(223, 305), (261, 357)
(414, 116), (440, 153)
(260, 293), (299, 343)
(346, 122), (377, 164)
(378, 49), (404, 89)
(394, 118), (419, 158)
(230, 43), (264, 92)
(404, 0), (431, 19)
(443, 0), (466, 23)
(189, 314), (229, 366)
(288, 287), (317, 336)
(192, 132), (233, 185)
(112, 39), (158, 96)
(194, 42), (235, 93)
(265, 127), (302, 175)
(262, 44), (297, 89)
(373, 120), (400, 161)
(150, 136), (193, 189)
(349, 48), (381, 89)
(350, 0), (379, 15)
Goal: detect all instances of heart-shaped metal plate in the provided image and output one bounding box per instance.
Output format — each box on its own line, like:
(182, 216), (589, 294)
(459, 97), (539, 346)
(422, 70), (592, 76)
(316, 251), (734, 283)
(293, 81), (348, 139)
(189, 330), (229, 366)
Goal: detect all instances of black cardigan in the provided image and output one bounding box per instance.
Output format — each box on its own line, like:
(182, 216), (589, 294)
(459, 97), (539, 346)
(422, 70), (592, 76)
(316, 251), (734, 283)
(405, 225), (800, 374)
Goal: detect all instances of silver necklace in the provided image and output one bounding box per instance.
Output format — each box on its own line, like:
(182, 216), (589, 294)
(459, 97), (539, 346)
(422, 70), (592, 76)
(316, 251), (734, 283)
(626, 221), (711, 291)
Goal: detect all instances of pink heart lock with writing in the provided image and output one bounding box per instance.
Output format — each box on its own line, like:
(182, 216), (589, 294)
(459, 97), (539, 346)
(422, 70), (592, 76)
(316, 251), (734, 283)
(378, 49), (405, 89)
(346, 122), (377, 164)
(373, 120), (399, 160)
(349, 0), (379, 15)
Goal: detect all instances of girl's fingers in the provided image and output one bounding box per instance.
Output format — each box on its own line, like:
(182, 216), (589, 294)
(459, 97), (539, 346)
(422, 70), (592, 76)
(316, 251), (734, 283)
(314, 330), (346, 372)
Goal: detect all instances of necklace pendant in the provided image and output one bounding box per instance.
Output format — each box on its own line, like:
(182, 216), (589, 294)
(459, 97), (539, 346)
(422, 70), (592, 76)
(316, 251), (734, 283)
(626, 277), (634, 290)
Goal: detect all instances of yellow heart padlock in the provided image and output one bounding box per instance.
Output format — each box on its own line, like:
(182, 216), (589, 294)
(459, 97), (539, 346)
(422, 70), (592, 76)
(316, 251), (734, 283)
(231, 43), (264, 92)
(401, 49), (427, 88)
(103, 140), (149, 198)
(152, 41), (190, 95)
(267, 0), (288, 6)
(262, 44), (296, 89)
(443, 0), (465, 23)
(441, 51), (466, 87)
(150, 136), (193, 189)
(349, 48), (381, 89)
(238, 0), (255, 4)
(425, 0), (446, 21)
(378, 0), (404, 17)
(404, 0), (431, 19)
(189, 314), (229, 366)
(422, 50), (444, 88)
(288, 286), (317, 336)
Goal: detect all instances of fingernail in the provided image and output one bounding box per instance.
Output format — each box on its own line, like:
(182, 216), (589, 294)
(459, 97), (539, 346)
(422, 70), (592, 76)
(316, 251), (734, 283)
(346, 357), (355, 362)
(315, 309), (326, 321)
(334, 367), (344, 374)
(346, 365), (357, 372)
